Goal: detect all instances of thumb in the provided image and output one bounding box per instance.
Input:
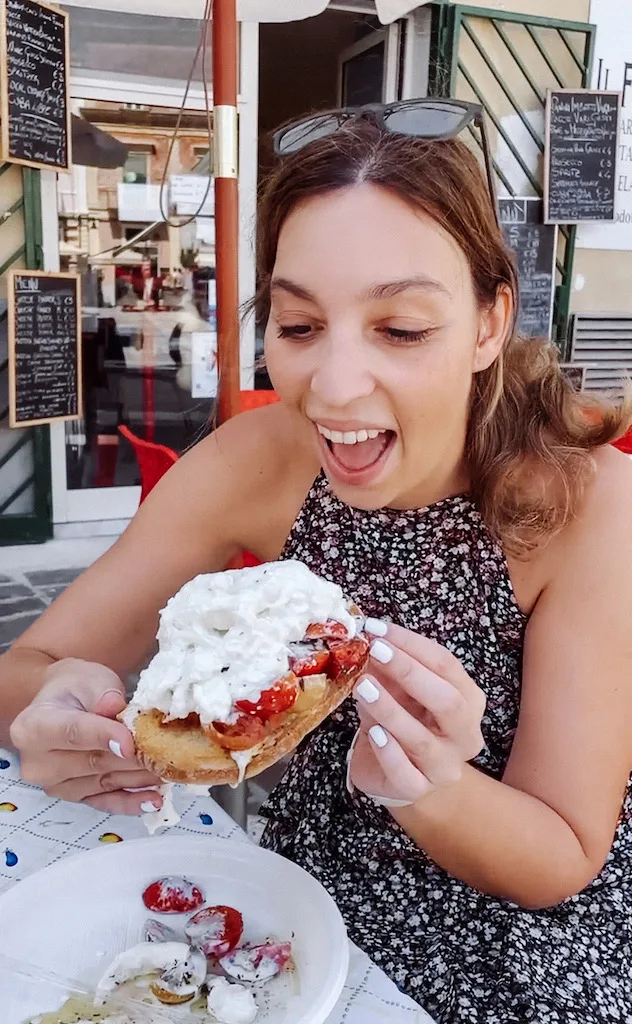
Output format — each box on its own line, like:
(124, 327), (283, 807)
(94, 689), (127, 719)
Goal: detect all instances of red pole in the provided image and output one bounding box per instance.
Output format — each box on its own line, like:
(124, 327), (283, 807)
(212, 0), (241, 424)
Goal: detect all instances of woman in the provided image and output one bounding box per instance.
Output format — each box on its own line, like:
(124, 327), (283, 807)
(3, 104), (632, 1023)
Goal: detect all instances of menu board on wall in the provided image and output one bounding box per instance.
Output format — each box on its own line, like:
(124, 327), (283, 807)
(0, 0), (71, 171)
(545, 89), (620, 224)
(499, 198), (557, 340)
(8, 270), (82, 428)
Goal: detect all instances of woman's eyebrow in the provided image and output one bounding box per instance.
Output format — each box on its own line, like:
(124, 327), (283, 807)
(270, 275), (451, 303)
(270, 277), (316, 301)
(366, 276), (451, 300)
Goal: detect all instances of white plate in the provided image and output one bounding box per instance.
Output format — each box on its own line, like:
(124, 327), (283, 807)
(0, 835), (349, 1024)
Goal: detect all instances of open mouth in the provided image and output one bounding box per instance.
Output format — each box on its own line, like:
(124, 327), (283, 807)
(316, 424), (397, 479)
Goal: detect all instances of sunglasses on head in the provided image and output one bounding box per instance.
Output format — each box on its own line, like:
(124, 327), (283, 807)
(273, 97), (499, 224)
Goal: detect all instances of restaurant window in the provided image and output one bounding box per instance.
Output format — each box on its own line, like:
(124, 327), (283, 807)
(61, 6), (206, 82)
(59, 95), (217, 499)
(122, 151), (149, 185)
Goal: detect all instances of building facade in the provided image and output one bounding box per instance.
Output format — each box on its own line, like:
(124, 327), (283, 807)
(1, 0), (631, 544)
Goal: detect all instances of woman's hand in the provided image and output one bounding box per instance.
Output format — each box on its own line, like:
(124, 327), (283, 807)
(349, 621), (486, 806)
(9, 659), (162, 815)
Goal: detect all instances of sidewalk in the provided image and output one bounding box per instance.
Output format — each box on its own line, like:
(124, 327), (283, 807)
(0, 568), (83, 655)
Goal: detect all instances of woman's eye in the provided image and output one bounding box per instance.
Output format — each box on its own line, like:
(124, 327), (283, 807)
(378, 326), (432, 344)
(277, 324), (316, 340)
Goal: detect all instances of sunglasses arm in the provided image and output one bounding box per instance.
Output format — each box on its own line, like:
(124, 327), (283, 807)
(477, 115), (500, 227)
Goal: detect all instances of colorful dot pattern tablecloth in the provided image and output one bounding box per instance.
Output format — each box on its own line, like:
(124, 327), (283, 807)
(0, 747), (435, 1023)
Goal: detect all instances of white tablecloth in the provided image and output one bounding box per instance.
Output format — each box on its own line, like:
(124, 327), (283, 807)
(0, 748), (434, 1023)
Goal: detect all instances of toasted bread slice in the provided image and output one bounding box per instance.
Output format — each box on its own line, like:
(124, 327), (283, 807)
(132, 651), (367, 786)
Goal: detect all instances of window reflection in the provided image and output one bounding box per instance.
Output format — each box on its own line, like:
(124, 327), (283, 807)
(59, 98), (217, 491)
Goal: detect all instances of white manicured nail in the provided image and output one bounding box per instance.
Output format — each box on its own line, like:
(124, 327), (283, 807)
(365, 618), (388, 637)
(109, 740), (124, 759)
(355, 678), (380, 704)
(369, 725), (389, 749)
(141, 800), (160, 813)
(370, 640), (393, 665)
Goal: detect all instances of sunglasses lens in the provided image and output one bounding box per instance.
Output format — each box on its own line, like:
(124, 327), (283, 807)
(385, 103), (469, 138)
(277, 114), (344, 154)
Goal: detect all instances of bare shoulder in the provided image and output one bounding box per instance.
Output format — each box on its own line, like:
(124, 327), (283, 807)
(556, 445), (632, 563)
(134, 401), (320, 559)
(203, 401), (315, 488)
(508, 446), (632, 612)
(531, 446), (632, 596)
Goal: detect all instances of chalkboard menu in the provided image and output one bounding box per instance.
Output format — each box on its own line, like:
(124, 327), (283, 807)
(0, 0), (71, 171)
(8, 270), (82, 428)
(545, 89), (620, 224)
(499, 198), (557, 340)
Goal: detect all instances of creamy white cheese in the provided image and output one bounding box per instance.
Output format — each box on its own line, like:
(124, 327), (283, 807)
(74, 1018), (132, 1024)
(142, 783), (181, 835)
(94, 942), (206, 1007)
(129, 561), (355, 726)
(76, 1018), (132, 1024)
(207, 977), (258, 1024)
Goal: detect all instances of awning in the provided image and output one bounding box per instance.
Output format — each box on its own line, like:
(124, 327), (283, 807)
(71, 115), (129, 168)
(61, 0), (426, 24)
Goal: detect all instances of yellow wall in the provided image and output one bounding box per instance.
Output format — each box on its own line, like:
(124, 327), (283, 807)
(467, 0), (591, 18)
(455, 2), (632, 317)
(0, 166), (26, 301)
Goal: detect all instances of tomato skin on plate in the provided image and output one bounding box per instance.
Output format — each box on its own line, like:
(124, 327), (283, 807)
(186, 904), (244, 958)
(142, 876), (205, 914)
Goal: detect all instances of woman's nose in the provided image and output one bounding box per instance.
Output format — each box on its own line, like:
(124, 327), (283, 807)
(310, 337), (376, 408)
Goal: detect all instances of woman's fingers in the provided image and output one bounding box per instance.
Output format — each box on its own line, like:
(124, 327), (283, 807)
(83, 790), (163, 817)
(366, 619), (486, 707)
(367, 640), (484, 759)
(365, 725), (433, 804)
(16, 703), (135, 759)
(354, 676), (465, 786)
(20, 749), (154, 788)
(46, 769), (162, 804)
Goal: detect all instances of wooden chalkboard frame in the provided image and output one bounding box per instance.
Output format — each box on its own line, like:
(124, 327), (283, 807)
(8, 269), (83, 428)
(0, 0), (72, 172)
(544, 88), (621, 226)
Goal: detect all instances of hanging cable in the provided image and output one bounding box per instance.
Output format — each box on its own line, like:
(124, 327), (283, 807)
(87, 1), (215, 263)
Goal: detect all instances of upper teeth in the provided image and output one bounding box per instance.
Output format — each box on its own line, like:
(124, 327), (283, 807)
(317, 425), (386, 445)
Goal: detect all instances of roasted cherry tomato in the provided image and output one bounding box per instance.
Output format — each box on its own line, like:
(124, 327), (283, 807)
(304, 619), (350, 641)
(185, 905), (244, 959)
(206, 716), (268, 751)
(142, 876), (204, 914)
(220, 941), (293, 982)
(328, 635), (370, 680)
(288, 641), (331, 678)
(235, 673), (299, 722)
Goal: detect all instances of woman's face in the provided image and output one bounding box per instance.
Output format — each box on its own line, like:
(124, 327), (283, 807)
(265, 184), (509, 510)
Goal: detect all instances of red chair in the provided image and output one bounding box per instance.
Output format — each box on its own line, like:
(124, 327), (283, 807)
(119, 393), (278, 566)
(613, 426), (632, 455)
(239, 390), (280, 413)
(118, 425), (179, 504)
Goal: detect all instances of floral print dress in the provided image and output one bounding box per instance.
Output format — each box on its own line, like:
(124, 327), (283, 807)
(260, 474), (632, 1024)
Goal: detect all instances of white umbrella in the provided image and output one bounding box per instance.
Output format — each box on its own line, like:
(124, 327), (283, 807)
(62, 0), (426, 24)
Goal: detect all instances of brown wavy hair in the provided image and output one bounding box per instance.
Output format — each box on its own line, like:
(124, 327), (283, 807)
(253, 115), (630, 555)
